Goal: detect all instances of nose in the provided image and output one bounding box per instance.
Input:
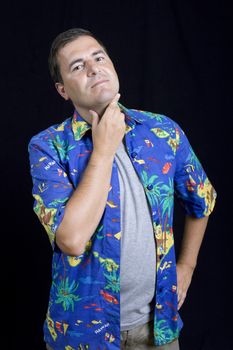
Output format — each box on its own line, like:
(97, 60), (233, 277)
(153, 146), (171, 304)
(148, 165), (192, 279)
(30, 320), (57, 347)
(87, 61), (101, 76)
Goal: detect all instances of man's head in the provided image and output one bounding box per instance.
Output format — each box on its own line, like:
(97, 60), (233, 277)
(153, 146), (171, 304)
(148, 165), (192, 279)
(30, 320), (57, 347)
(48, 28), (120, 117)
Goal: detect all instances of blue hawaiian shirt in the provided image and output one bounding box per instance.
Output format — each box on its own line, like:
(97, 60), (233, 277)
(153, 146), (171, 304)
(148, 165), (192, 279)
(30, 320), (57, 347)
(28, 103), (216, 349)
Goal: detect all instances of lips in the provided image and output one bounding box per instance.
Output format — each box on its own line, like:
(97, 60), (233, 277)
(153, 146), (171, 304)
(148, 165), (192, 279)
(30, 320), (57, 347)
(91, 79), (109, 88)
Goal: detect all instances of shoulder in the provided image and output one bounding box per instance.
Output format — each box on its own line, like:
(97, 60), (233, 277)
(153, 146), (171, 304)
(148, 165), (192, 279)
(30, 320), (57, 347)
(28, 116), (73, 151)
(129, 108), (183, 133)
(28, 116), (75, 167)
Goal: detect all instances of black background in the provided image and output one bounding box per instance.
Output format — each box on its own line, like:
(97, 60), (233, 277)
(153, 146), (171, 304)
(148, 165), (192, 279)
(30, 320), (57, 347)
(5, 1), (232, 349)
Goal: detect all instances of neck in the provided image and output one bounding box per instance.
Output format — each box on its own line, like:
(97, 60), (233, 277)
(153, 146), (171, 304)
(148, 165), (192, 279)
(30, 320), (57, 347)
(74, 103), (109, 124)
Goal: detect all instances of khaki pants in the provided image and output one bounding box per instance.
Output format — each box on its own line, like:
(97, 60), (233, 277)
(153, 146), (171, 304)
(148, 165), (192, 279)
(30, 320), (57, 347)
(120, 320), (179, 350)
(46, 320), (180, 350)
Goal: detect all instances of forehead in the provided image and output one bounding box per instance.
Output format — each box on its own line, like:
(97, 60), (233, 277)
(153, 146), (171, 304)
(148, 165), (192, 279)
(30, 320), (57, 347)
(57, 36), (106, 64)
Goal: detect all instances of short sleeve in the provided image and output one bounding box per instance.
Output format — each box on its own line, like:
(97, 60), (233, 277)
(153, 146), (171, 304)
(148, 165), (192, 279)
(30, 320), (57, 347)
(174, 123), (217, 218)
(28, 137), (74, 247)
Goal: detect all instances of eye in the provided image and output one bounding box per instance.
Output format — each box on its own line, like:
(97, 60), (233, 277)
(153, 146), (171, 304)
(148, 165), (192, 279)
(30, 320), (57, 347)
(96, 56), (105, 62)
(72, 64), (84, 71)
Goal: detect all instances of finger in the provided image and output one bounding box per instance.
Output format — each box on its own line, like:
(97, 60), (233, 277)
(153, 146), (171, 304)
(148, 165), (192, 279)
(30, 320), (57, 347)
(120, 112), (125, 121)
(111, 92), (121, 104)
(178, 293), (183, 310)
(178, 290), (187, 310)
(101, 94), (121, 123)
(178, 295), (185, 310)
(89, 110), (99, 129)
(177, 290), (181, 303)
(107, 93), (121, 111)
(177, 285), (182, 302)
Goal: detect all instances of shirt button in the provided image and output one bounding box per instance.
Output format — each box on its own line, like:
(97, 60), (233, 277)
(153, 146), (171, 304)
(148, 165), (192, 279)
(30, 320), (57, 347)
(147, 184), (153, 190)
(131, 152), (137, 158)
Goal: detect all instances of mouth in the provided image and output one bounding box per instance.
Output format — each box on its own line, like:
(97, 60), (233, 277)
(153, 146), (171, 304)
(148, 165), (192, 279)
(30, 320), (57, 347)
(91, 80), (109, 88)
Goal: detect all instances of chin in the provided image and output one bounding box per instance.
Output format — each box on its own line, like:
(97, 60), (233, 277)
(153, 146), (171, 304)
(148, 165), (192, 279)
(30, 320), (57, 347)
(97, 90), (118, 105)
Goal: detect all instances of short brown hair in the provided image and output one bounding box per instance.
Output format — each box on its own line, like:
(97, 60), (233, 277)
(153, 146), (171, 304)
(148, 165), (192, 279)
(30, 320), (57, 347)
(48, 28), (108, 83)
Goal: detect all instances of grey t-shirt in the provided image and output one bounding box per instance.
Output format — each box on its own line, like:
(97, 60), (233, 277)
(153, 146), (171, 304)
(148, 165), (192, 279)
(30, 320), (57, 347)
(115, 140), (156, 331)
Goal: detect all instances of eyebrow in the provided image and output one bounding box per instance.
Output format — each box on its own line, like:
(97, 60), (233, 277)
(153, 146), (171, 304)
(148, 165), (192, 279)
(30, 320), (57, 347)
(69, 50), (106, 70)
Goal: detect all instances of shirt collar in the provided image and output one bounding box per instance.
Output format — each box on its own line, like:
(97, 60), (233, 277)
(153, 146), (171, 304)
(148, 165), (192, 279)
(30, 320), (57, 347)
(71, 103), (143, 141)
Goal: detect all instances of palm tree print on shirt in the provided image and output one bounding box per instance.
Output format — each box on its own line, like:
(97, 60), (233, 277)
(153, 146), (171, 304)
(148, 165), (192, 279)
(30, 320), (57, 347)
(55, 277), (82, 312)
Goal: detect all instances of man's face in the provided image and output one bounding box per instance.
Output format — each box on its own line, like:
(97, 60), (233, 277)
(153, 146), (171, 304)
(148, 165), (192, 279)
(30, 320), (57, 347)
(56, 35), (120, 115)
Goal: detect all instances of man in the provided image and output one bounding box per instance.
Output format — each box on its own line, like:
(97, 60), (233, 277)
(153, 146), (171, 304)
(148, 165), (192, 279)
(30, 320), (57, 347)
(28, 28), (216, 350)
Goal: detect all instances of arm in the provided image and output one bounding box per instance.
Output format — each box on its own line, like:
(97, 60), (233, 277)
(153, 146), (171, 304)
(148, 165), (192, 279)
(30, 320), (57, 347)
(176, 215), (209, 310)
(55, 151), (114, 256)
(173, 121), (217, 309)
(56, 93), (125, 256)
(178, 215), (209, 269)
(29, 144), (114, 256)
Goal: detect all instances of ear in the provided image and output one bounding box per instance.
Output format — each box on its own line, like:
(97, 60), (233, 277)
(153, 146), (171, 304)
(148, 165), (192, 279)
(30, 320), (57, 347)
(55, 82), (69, 101)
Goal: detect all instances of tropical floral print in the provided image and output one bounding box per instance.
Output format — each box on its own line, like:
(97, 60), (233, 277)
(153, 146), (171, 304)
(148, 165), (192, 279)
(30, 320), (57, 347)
(28, 103), (216, 349)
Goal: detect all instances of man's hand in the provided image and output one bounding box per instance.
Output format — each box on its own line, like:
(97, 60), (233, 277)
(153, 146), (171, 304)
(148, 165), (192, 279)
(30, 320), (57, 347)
(176, 215), (209, 310)
(89, 93), (126, 158)
(176, 262), (195, 310)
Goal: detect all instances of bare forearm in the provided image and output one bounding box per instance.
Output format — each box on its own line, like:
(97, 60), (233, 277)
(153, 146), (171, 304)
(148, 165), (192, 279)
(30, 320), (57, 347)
(178, 215), (209, 269)
(56, 151), (114, 256)
(56, 94), (125, 256)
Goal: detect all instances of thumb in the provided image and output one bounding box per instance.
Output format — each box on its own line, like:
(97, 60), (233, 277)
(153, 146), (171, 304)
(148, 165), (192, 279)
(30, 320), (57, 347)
(89, 110), (99, 129)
